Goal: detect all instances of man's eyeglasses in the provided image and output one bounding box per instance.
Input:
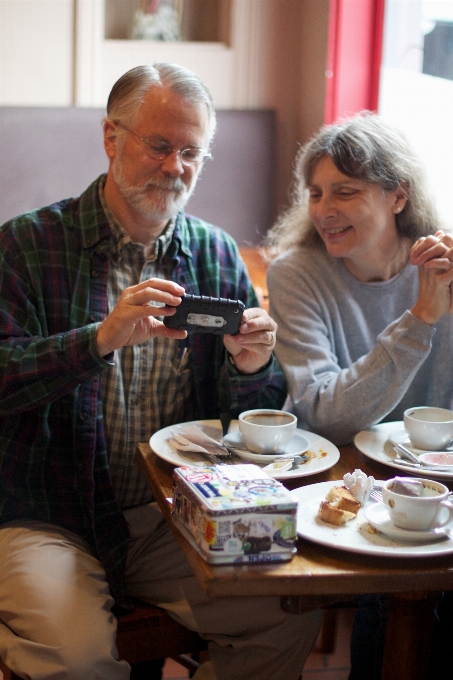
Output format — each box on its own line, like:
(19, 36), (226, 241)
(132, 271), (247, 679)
(115, 121), (212, 167)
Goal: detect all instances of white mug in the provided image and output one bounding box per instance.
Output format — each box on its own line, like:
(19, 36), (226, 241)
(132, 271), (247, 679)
(238, 409), (297, 454)
(382, 477), (453, 531)
(404, 406), (453, 451)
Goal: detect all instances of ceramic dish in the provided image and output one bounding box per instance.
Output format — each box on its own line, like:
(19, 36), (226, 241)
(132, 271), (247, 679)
(354, 422), (453, 481)
(150, 420), (340, 480)
(291, 480), (453, 557)
(222, 430), (309, 463)
(419, 452), (453, 467)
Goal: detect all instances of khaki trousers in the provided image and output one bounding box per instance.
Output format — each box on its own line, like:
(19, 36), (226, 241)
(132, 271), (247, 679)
(0, 503), (322, 680)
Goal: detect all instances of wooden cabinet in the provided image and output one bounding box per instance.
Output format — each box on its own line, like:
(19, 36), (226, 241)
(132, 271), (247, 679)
(75, 0), (263, 109)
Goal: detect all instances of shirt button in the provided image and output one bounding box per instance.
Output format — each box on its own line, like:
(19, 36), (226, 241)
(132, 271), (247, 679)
(79, 412), (88, 421)
(91, 270), (99, 278)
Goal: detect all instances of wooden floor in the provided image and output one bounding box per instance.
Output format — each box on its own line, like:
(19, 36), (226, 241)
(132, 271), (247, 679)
(163, 607), (354, 680)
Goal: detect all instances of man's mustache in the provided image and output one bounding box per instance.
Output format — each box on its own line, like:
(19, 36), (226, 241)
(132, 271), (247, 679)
(144, 177), (186, 194)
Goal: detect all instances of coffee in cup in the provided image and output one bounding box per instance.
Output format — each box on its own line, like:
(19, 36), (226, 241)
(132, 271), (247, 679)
(382, 476), (453, 531)
(238, 409), (297, 454)
(404, 406), (453, 451)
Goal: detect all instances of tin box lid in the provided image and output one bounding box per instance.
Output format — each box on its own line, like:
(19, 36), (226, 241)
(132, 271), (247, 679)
(173, 463), (298, 514)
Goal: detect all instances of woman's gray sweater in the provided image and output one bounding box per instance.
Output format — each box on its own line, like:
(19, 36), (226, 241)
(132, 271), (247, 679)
(268, 243), (453, 445)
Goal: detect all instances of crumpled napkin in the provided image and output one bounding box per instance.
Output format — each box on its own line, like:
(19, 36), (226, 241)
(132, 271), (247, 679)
(168, 424), (227, 455)
(343, 469), (375, 504)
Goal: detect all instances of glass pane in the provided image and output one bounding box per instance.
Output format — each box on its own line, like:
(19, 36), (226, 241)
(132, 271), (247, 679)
(380, 0), (453, 226)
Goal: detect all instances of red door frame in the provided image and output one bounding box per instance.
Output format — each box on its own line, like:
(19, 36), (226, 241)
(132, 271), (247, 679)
(325, 0), (386, 124)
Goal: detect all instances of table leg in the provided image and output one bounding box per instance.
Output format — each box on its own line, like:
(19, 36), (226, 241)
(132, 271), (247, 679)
(381, 592), (439, 680)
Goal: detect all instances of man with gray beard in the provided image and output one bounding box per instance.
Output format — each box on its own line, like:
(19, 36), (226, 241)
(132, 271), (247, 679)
(0, 64), (322, 680)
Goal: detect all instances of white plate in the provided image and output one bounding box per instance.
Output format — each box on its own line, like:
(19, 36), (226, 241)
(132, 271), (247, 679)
(222, 430), (309, 463)
(354, 421), (453, 480)
(291, 481), (453, 557)
(150, 420), (340, 480)
(364, 502), (453, 542)
(388, 428), (453, 455)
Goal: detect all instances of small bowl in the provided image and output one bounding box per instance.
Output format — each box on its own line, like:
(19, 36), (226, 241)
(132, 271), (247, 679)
(419, 453), (453, 467)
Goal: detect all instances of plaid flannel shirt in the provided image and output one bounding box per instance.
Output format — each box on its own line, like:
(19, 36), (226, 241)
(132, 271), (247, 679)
(0, 175), (286, 605)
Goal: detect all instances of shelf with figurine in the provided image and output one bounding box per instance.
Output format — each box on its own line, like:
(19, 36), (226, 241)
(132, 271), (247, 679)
(105, 0), (231, 44)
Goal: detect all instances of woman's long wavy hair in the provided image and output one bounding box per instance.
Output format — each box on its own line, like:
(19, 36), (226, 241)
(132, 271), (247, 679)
(266, 111), (441, 259)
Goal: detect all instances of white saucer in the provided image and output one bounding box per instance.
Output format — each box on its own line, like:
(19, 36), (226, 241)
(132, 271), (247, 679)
(388, 428), (453, 455)
(364, 502), (451, 542)
(222, 430), (309, 463)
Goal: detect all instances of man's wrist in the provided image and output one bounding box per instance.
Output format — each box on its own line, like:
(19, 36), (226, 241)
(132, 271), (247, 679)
(228, 352), (248, 374)
(227, 352), (272, 376)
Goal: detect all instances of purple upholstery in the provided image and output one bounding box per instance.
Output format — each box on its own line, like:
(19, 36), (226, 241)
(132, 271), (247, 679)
(0, 108), (275, 246)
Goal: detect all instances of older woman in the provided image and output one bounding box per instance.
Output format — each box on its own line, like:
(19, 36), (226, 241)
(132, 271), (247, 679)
(266, 111), (453, 447)
(267, 112), (453, 680)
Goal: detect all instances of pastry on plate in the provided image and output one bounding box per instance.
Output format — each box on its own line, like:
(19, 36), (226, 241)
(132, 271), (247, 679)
(318, 485), (361, 526)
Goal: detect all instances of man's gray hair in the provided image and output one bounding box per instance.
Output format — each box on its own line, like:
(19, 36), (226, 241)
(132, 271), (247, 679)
(266, 111), (441, 258)
(106, 63), (217, 145)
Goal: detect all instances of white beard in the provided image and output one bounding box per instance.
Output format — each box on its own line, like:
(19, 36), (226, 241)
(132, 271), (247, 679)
(111, 157), (195, 222)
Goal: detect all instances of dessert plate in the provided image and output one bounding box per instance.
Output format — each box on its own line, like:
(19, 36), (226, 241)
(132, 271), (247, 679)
(150, 420), (339, 480)
(364, 502), (453, 542)
(354, 422), (453, 481)
(291, 480), (453, 557)
(222, 430), (309, 463)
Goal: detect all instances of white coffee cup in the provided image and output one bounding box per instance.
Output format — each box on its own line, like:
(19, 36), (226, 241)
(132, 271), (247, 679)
(382, 477), (453, 531)
(403, 406), (453, 451)
(238, 409), (297, 454)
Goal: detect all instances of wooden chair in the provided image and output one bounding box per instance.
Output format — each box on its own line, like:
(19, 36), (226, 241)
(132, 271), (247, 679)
(239, 247), (269, 311)
(0, 599), (207, 679)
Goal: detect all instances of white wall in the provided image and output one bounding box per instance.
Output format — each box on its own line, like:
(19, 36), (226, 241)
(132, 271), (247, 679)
(0, 0), (73, 105)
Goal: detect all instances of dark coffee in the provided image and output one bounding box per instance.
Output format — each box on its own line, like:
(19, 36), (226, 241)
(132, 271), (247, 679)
(242, 413), (294, 426)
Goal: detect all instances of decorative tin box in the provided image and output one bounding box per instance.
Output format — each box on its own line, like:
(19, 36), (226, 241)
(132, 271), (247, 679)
(172, 463), (298, 564)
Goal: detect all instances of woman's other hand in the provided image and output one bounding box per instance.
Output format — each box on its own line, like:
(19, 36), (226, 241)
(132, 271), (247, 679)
(410, 230), (453, 268)
(410, 232), (453, 323)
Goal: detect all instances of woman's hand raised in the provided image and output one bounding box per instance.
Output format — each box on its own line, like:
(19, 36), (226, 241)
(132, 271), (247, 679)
(410, 231), (453, 323)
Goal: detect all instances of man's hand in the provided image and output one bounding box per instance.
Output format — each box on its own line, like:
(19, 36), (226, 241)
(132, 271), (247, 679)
(223, 308), (277, 374)
(96, 278), (187, 357)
